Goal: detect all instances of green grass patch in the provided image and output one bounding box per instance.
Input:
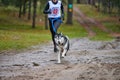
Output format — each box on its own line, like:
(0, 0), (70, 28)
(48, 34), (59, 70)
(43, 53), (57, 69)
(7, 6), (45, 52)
(59, 21), (88, 38)
(77, 4), (109, 19)
(103, 22), (120, 33)
(90, 26), (113, 41)
(0, 29), (51, 51)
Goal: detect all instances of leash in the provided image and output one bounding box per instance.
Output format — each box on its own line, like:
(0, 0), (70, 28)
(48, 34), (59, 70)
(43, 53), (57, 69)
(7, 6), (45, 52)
(49, 17), (62, 33)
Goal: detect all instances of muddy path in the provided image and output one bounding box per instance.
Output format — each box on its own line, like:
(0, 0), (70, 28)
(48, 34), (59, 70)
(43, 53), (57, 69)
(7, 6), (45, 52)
(0, 38), (120, 80)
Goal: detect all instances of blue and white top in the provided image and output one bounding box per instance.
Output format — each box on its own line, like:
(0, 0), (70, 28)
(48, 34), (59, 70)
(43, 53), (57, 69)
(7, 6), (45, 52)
(48, 0), (61, 18)
(43, 0), (64, 19)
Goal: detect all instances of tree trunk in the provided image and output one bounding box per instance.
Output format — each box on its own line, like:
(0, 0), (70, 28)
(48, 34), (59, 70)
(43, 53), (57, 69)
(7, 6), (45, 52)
(98, 0), (100, 11)
(92, 0), (95, 6)
(118, 0), (120, 16)
(23, 0), (26, 15)
(19, 0), (22, 18)
(77, 0), (80, 4)
(66, 0), (73, 24)
(32, 0), (37, 28)
(102, 0), (107, 13)
(45, 15), (48, 30)
(88, 0), (91, 4)
(28, 0), (31, 20)
(108, 0), (111, 14)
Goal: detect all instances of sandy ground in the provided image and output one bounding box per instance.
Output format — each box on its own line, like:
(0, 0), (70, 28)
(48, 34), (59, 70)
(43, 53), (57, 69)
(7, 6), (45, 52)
(0, 38), (120, 80)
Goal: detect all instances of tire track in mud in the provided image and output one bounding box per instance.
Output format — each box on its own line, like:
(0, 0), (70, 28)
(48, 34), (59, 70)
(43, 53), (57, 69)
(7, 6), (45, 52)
(73, 7), (95, 37)
(73, 6), (109, 37)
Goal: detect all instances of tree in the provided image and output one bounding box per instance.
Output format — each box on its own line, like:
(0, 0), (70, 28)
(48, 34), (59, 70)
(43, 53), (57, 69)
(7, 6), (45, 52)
(23, 0), (27, 15)
(77, 0), (80, 4)
(66, 0), (73, 24)
(19, 0), (22, 18)
(88, 0), (91, 4)
(40, 0), (49, 29)
(45, 15), (48, 30)
(1, 0), (9, 6)
(91, 0), (96, 7)
(32, 0), (37, 28)
(28, 0), (31, 20)
(118, 0), (120, 15)
(97, 0), (101, 11)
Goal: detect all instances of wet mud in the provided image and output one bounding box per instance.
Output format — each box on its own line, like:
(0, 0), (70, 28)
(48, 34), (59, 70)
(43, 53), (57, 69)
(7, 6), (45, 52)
(0, 38), (120, 80)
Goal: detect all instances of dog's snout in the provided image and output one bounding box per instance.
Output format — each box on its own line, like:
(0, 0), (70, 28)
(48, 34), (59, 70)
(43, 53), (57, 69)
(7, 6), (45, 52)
(58, 41), (60, 44)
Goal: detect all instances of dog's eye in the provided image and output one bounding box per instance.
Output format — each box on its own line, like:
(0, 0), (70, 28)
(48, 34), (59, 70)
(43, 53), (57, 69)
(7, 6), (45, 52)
(55, 35), (58, 38)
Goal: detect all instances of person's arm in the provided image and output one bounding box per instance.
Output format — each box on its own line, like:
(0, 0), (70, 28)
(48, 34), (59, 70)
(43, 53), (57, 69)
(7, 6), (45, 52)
(61, 3), (64, 15)
(43, 2), (51, 14)
(61, 3), (64, 20)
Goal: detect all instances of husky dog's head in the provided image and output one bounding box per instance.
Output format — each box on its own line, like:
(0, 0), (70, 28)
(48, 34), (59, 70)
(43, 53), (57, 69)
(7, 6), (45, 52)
(54, 33), (66, 46)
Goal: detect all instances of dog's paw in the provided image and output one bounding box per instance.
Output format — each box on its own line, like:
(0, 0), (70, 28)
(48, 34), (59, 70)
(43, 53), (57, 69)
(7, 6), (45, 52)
(61, 54), (66, 58)
(61, 56), (64, 58)
(55, 62), (62, 64)
(57, 61), (61, 64)
(65, 54), (67, 56)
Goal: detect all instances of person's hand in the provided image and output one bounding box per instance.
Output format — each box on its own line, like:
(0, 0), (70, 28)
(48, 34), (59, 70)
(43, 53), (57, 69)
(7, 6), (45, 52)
(62, 14), (64, 21)
(47, 9), (51, 14)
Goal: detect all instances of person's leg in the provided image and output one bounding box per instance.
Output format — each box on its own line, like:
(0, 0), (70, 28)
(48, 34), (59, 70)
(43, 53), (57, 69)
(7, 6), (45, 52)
(49, 19), (58, 52)
(54, 19), (62, 32)
(52, 19), (62, 52)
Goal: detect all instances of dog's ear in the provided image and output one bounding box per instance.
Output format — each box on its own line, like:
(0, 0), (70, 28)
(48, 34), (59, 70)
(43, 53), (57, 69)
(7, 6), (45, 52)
(55, 32), (58, 35)
(60, 32), (63, 35)
(65, 36), (69, 40)
(54, 33), (58, 38)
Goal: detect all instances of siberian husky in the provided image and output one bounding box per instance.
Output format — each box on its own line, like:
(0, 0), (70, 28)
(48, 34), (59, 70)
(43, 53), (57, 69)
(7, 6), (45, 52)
(54, 33), (70, 63)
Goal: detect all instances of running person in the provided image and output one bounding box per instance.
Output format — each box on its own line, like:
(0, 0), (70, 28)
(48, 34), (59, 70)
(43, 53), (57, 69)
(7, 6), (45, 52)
(43, 0), (64, 52)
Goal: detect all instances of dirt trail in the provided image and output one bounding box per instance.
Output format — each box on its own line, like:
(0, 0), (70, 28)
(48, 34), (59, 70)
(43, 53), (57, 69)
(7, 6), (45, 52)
(73, 6), (109, 37)
(0, 38), (120, 80)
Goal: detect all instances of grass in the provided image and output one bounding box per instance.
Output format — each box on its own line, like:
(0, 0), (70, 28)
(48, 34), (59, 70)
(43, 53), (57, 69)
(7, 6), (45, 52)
(59, 21), (87, 38)
(0, 27), (51, 51)
(77, 4), (108, 19)
(90, 26), (112, 41)
(104, 22), (120, 33)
